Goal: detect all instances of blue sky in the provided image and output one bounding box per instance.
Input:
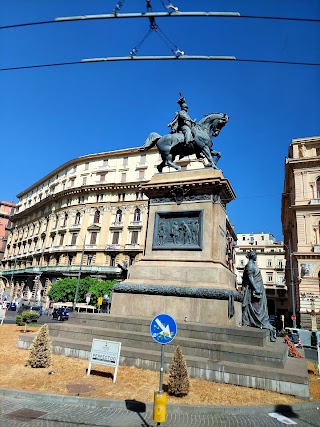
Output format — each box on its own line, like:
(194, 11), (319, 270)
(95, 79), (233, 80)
(1, 0), (319, 240)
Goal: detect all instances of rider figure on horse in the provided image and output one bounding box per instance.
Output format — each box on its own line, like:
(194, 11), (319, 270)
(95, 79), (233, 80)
(167, 93), (195, 148)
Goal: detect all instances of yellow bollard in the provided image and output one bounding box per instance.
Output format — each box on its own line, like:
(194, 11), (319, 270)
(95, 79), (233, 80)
(153, 391), (167, 423)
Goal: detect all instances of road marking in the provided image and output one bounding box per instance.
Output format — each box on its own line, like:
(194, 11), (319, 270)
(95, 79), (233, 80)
(268, 412), (297, 425)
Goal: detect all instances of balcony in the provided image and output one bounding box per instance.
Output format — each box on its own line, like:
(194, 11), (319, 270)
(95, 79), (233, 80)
(275, 265), (284, 271)
(109, 222), (123, 230)
(125, 244), (140, 250)
(105, 244), (120, 250)
(0, 265), (120, 277)
(135, 162), (148, 170)
(309, 199), (320, 205)
(128, 221), (142, 229)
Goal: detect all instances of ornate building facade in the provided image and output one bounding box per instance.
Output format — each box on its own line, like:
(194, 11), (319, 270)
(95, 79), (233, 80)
(282, 136), (320, 330)
(1, 148), (237, 305)
(235, 233), (287, 327)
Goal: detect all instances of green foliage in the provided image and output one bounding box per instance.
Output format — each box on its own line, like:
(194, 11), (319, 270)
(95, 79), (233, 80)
(26, 324), (52, 368)
(47, 276), (116, 306)
(16, 311), (40, 326)
(168, 345), (190, 397)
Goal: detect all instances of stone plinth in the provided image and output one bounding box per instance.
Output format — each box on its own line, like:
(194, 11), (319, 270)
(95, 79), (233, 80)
(111, 168), (241, 325)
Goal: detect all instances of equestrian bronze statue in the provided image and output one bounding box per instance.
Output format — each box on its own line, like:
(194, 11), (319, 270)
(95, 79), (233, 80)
(139, 94), (229, 172)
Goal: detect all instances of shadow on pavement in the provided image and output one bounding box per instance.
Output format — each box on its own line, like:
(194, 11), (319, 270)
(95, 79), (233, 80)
(274, 404), (299, 418)
(125, 399), (150, 427)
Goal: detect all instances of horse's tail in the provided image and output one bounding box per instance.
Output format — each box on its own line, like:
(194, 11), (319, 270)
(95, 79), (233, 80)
(138, 132), (161, 152)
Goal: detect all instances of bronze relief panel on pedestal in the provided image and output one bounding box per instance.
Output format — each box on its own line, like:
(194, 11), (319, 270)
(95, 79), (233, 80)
(152, 210), (203, 250)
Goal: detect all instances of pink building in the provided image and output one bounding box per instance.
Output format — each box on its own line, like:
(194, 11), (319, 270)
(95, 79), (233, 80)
(0, 201), (15, 263)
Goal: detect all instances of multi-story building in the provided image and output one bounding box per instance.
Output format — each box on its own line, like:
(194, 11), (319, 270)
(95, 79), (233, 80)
(0, 200), (15, 298)
(1, 147), (237, 305)
(282, 136), (320, 330)
(0, 200), (15, 262)
(235, 233), (287, 327)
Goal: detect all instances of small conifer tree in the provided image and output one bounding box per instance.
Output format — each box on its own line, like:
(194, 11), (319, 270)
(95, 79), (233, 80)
(167, 345), (190, 397)
(26, 324), (52, 368)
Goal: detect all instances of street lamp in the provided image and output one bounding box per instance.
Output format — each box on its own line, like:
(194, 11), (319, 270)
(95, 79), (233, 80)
(284, 240), (297, 328)
(73, 234), (86, 312)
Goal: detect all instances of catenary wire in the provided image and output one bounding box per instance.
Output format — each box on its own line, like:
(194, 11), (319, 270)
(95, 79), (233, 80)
(1, 57), (320, 71)
(0, 14), (320, 29)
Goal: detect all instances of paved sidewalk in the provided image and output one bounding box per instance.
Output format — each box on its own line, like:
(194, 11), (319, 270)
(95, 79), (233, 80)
(0, 388), (320, 426)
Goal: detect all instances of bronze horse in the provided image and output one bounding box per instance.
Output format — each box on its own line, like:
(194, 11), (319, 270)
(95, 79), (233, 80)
(139, 112), (229, 172)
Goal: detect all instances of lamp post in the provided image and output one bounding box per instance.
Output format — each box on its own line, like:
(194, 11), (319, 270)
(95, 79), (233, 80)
(284, 240), (297, 328)
(73, 234), (86, 312)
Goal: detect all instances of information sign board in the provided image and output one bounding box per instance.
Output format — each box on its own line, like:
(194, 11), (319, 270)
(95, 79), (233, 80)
(87, 339), (121, 383)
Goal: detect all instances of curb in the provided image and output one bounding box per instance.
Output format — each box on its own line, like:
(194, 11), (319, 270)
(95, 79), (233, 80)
(0, 388), (319, 415)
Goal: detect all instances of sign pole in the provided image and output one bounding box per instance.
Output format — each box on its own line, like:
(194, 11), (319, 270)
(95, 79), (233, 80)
(159, 344), (165, 392)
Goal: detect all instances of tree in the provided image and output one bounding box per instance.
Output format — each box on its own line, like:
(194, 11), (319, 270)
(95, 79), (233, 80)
(167, 345), (190, 397)
(26, 324), (52, 368)
(47, 277), (116, 306)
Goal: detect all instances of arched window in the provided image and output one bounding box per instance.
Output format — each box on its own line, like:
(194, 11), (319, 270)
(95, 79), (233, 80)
(54, 215), (59, 229)
(75, 212), (81, 225)
(116, 209), (122, 223)
(94, 210), (101, 224)
(63, 213), (68, 226)
(317, 177), (320, 199)
(133, 208), (141, 222)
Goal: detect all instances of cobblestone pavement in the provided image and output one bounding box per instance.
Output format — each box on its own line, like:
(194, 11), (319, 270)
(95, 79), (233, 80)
(0, 390), (319, 427)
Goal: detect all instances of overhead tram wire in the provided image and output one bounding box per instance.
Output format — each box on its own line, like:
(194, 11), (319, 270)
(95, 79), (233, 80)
(2, 12), (320, 30)
(2, 56), (320, 72)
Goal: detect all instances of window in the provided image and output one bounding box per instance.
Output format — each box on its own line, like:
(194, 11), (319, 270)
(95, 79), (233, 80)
(112, 231), (120, 244)
(59, 234), (64, 246)
(129, 255), (135, 266)
(316, 148), (320, 156)
(242, 236), (246, 241)
(138, 170), (145, 180)
(261, 236), (264, 241)
(78, 195), (85, 204)
(70, 178), (75, 188)
(131, 231), (139, 244)
(136, 192), (143, 200)
(123, 156), (128, 166)
(134, 208), (141, 222)
(96, 193), (103, 202)
(82, 177), (87, 186)
(90, 232), (97, 245)
(67, 198), (71, 206)
(140, 154), (146, 164)
(63, 213), (68, 226)
(103, 159), (108, 167)
(87, 254), (93, 265)
(267, 259), (272, 267)
(278, 275), (284, 285)
(53, 215), (58, 229)
(267, 273), (273, 283)
(100, 173), (106, 182)
(68, 254), (74, 266)
(116, 209), (122, 223)
(84, 162), (89, 170)
(75, 212), (81, 225)
(277, 260), (283, 268)
(121, 173), (126, 182)
(71, 233), (78, 245)
(110, 256), (116, 267)
(317, 178), (320, 199)
(94, 210), (101, 224)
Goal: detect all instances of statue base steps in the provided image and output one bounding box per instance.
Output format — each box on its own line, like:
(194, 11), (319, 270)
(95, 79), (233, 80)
(18, 313), (309, 399)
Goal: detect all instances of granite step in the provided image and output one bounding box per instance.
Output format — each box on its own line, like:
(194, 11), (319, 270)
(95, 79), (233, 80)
(48, 322), (287, 368)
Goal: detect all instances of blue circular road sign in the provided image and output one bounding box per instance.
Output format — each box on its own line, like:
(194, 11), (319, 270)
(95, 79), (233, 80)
(150, 313), (177, 344)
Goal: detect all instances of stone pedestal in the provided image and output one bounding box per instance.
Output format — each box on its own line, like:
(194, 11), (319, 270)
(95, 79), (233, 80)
(111, 168), (242, 325)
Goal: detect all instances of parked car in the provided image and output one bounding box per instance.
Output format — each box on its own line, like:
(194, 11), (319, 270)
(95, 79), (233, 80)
(52, 307), (69, 321)
(7, 303), (17, 311)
